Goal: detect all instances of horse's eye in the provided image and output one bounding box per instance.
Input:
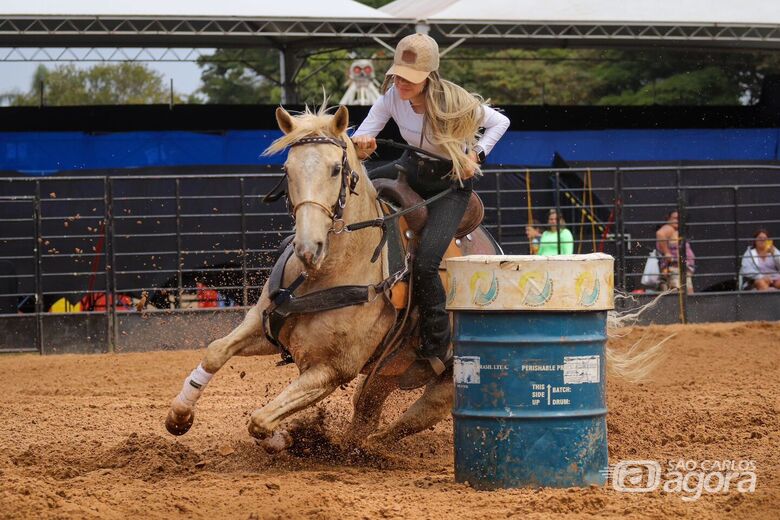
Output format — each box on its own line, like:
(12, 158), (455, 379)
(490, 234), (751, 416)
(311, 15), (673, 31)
(331, 163), (341, 177)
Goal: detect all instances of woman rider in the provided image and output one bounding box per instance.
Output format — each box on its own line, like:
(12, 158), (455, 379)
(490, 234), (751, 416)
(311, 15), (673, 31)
(351, 33), (510, 389)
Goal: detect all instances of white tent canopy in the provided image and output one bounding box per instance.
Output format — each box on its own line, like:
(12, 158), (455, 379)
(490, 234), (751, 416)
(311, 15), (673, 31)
(2, 0), (779, 50)
(383, 0), (780, 25)
(3, 0), (389, 19)
(0, 0), (410, 48)
(382, 0), (780, 50)
(0, 0), (413, 103)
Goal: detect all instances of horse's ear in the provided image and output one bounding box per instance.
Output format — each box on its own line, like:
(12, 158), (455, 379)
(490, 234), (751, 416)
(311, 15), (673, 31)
(276, 107), (296, 135)
(331, 105), (349, 135)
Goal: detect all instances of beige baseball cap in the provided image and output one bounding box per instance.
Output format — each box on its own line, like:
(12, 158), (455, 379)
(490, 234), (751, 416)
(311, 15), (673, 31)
(386, 33), (439, 84)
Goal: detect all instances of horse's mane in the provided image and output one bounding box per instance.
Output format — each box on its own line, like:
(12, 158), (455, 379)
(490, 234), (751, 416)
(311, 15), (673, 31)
(263, 104), (361, 174)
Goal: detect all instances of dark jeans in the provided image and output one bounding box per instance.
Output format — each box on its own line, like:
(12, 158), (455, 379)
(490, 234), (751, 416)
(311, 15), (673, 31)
(369, 152), (472, 359)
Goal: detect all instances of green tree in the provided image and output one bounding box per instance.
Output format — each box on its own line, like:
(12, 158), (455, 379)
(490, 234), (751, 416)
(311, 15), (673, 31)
(196, 0), (393, 104)
(587, 49), (780, 105)
(198, 45), (780, 106)
(598, 67), (736, 105)
(439, 48), (605, 105)
(439, 48), (780, 106)
(1, 63), (182, 106)
(197, 49), (279, 104)
(195, 0), (780, 108)
(197, 48), (366, 105)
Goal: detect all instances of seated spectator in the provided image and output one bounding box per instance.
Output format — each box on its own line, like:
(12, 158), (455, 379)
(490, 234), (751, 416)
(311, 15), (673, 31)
(740, 228), (780, 291)
(525, 218), (542, 255)
(537, 209), (573, 255)
(656, 210), (695, 294)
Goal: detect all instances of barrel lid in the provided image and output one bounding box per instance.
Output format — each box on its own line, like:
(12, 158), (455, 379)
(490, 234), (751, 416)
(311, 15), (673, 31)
(445, 254), (614, 311)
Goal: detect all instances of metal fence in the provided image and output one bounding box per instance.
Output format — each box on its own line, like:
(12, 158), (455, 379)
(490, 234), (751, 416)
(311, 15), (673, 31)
(2, 164), (779, 353)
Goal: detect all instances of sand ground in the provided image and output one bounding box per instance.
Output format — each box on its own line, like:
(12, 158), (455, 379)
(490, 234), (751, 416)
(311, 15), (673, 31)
(1, 321), (778, 519)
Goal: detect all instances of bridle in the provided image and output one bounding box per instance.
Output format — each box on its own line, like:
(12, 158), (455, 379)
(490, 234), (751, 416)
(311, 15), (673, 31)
(285, 135), (360, 234)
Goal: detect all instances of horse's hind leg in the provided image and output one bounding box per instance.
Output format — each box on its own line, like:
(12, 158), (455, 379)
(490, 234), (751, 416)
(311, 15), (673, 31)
(367, 371), (452, 445)
(166, 302), (277, 436)
(342, 374), (397, 445)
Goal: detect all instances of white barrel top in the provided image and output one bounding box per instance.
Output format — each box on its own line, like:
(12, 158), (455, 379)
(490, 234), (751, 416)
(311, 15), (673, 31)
(445, 254), (614, 311)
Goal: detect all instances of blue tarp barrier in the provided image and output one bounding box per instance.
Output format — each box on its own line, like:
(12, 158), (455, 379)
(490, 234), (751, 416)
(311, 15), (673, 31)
(2, 128), (778, 175)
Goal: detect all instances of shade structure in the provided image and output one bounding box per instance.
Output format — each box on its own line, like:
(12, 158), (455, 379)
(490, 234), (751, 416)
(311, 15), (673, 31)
(0, 0), (411, 48)
(2, 0), (779, 50)
(382, 0), (780, 50)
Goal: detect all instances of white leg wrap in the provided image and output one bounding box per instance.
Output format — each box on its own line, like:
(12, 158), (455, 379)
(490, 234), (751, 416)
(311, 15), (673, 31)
(175, 364), (214, 408)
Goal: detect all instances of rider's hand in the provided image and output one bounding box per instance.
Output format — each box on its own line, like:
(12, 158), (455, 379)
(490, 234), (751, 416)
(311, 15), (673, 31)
(352, 135), (377, 160)
(461, 151), (479, 180)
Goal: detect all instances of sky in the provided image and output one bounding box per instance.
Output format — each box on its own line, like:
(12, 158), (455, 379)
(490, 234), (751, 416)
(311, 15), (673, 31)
(0, 57), (204, 97)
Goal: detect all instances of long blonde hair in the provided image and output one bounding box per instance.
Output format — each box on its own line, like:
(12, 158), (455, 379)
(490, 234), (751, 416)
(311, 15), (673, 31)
(382, 72), (485, 183)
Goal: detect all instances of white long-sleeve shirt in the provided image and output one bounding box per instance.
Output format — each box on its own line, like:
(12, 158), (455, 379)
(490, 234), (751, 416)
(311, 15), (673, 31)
(740, 246), (780, 281)
(352, 85), (510, 158)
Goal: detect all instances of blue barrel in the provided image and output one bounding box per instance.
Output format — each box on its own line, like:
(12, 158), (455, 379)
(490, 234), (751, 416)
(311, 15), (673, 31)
(445, 254), (613, 490)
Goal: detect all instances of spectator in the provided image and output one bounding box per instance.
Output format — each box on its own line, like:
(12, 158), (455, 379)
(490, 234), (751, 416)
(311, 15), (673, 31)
(656, 210), (695, 294)
(525, 218), (542, 255)
(537, 209), (573, 255)
(740, 228), (780, 291)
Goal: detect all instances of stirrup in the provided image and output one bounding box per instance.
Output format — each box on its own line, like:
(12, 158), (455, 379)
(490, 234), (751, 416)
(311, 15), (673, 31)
(426, 355), (448, 376)
(397, 352), (452, 391)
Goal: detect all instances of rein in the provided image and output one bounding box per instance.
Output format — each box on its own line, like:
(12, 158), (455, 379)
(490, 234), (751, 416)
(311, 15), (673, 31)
(374, 138), (452, 163)
(341, 186), (454, 263)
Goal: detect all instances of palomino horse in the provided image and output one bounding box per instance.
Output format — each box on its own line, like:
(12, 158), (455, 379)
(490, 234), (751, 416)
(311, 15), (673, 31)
(165, 104), (662, 450)
(165, 104), (497, 449)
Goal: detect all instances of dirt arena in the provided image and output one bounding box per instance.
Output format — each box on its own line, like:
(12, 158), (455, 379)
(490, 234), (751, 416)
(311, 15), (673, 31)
(1, 321), (778, 519)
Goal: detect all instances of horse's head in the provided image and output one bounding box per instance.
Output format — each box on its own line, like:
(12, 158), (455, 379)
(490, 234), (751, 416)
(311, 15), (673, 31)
(267, 105), (356, 270)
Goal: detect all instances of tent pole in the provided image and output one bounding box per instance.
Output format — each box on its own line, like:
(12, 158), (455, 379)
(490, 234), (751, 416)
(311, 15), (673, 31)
(279, 47), (300, 105)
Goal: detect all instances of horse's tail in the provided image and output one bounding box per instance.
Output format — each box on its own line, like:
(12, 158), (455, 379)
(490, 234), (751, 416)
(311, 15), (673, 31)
(604, 290), (675, 383)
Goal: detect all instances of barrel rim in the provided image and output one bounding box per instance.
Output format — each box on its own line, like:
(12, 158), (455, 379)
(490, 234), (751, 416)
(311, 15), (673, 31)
(446, 253), (614, 264)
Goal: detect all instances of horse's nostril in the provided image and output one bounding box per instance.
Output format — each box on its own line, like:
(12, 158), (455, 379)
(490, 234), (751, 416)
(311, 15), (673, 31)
(315, 241), (324, 258)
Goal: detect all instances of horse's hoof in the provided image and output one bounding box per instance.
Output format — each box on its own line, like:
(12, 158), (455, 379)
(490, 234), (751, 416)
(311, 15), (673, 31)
(165, 409), (195, 436)
(247, 412), (273, 440)
(259, 430), (293, 454)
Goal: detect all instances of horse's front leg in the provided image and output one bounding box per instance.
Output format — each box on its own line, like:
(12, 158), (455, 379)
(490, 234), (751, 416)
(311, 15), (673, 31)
(247, 301), (392, 450)
(165, 299), (277, 436)
(247, 364), (345, 450)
